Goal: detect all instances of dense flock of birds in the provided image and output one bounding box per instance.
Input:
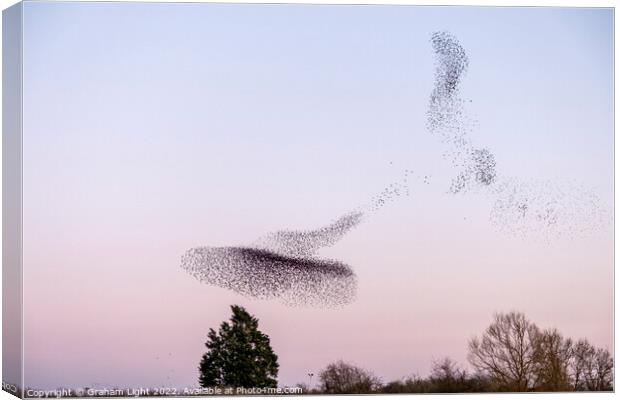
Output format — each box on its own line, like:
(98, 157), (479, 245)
(427, 31), (608, 240)
(180, 31), (609, 307)
(181, 212), (363, 307)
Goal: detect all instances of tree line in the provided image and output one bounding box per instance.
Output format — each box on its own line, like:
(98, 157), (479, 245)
(199, 307), (613, 393)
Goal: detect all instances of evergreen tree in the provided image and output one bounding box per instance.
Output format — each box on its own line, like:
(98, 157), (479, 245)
(199, 305), (279, 388)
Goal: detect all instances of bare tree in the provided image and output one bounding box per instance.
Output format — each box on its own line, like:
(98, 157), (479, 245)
(468, 311), (540, 391)
(531, 329), (573, 391)
(431, 358), (466, 379)
(318, 360), (381, 394)
(571, 339), (613, 391)
(428, 358), (468, 392)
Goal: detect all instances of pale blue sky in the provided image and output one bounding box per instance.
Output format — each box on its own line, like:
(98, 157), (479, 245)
(20, 2), (613, 390)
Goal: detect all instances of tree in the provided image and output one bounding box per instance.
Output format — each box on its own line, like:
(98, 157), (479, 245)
(468, 311), (614, 392)
(428, 358), (468, 392)
(318, 361), (381, 394)
(382, 375), (430, 393)
(531, 329), (573, 391)
(468, 311), (540, 391)
(199, 305), (279, 388)
(571, 339), (613, 391)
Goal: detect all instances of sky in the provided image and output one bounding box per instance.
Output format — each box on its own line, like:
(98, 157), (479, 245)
(19, 2), (613, 390)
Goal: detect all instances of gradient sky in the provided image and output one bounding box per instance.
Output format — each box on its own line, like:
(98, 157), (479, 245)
(21, 2), (613, 390)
